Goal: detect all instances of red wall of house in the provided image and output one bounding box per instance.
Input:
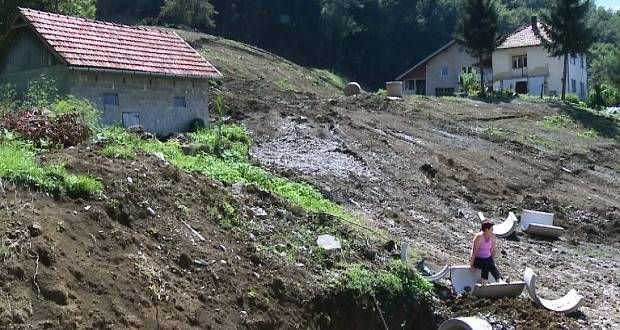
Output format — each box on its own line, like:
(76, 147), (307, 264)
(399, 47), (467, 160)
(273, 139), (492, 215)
(399, 63), (426, 81)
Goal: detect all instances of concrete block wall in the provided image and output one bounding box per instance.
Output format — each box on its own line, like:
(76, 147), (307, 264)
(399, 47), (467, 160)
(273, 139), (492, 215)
(67, 71), (210, 135)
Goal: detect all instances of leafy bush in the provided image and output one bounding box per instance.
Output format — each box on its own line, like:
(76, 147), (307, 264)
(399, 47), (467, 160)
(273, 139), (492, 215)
(460, 72), (480, 96)
(332, 261), (433, 300)
(189, 118), (206, 133)
(541, 114), (575, 129)
(0, 83), (17, 114)
(0, 139), (102, 196)
(375, 89), (387, 96)
(0, 111), (91, 148)
(23, 74), (59, 108)
(51, 96), (100, 129)
(588, 84), (620, 109)
(564, 94), (581, 105)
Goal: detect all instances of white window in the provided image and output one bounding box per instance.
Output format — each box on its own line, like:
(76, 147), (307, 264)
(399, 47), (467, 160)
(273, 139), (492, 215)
(512, 55), (527, 69)
(461, 66), (473, 74)
(441, 67), (449, 77)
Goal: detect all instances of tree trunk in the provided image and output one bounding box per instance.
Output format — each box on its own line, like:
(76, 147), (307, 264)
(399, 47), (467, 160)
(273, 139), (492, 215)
(561, 53), (568, 100)
(479, 55), (485, 95)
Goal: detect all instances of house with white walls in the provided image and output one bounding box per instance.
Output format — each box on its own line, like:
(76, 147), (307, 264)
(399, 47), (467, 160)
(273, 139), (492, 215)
(492, 16), (588, 99)
(396, 40), (492, 96)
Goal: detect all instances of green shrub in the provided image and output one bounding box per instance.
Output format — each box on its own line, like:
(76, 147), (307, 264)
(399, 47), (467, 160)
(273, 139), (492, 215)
(564, 94), (581, 105)
(23, 74), (59, 108)
(0, 83), (17, 114)
(333, 261), (433, 299)
(541, 114), (575, 129)
(51, 96), (100, 129)
(460, 72), (479, 95)
(375, 89), (387, 96)
(189, 118), (206, 133)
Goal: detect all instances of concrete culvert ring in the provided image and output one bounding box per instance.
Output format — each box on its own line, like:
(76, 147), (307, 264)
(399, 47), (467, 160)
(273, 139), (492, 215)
(438, 317), (492, 330)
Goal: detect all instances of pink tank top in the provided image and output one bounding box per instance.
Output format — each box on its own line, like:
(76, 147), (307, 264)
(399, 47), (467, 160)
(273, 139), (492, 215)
(477, 235), (492, 258)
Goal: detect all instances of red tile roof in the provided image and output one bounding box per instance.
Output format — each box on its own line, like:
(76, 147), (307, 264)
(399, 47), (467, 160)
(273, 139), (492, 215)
(497, 22), (550, 49)
(17, 8), (222, 79)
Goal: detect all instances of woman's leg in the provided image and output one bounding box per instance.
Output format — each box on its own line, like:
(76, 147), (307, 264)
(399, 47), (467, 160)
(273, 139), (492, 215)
(488, 257), (502, 281)
(473, 257), (490, 281)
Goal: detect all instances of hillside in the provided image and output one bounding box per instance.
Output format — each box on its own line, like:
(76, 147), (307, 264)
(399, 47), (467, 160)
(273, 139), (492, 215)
(0, 31), (618, 330)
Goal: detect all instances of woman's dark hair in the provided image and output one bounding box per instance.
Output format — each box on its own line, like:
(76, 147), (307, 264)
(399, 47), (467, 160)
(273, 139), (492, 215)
(481, 221), (494, 231)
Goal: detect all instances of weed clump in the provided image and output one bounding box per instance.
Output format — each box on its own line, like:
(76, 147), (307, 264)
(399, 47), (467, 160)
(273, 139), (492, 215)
(0, 138), (102, 197)
(334, 261), (433, 299)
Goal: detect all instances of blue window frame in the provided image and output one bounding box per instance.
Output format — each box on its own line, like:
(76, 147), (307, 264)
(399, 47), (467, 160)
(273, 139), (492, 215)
(103, 93), (119, 106)
(441, 67), (449, 77)
(173, 96), (186, 108)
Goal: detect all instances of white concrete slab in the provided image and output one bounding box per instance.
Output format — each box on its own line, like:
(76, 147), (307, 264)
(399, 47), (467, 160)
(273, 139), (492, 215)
(525, 223), (564, 238)
(439, 317), (492, 330)
(521, 209), (555, 230)
(425, 265), (450, 282)
(450, 265), (496, 294)
(472, 281), (525, 299)
(494, 212), (519, 238)
(523, 268), (584, 314)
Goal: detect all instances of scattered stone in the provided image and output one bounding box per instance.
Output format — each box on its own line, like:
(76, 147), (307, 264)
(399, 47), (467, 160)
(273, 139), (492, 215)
(239, 311), (248, 319)
(28, 222), (43, 237)
(219, 245), (227, 252)
(232, 182), (244, 194)
(253, 272), (260, 279)
(316, 234), (341, 250)
(84, 205), (91, 211)
(152, 152), (166, 162)
(344, 82), (362, 96)
(146, 207), (157, 217)
(220, 260), (227, 265)
(193, 259), (209, 267)
(248, 233), (256, 241)
(127, 177), (134, 185)
(251, 207), (267, 219)
(328, 99), (338, 105)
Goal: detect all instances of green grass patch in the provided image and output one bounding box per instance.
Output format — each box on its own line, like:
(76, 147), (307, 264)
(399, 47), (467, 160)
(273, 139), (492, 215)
(329, 261), (433, 300)
(99, 125), (359, 226)
(100, 144), (137, 159)
(541, 114), (575, 129)
(311, 69), (348, 90)
(524, 134), (552, 147)
(276, 79), (300, 93)
(0, 139), (102, 197)
(577, 129), (598, 139)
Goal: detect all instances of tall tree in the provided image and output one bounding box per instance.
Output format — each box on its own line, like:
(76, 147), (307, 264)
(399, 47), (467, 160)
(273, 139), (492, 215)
(539, 0), (595, 100)
(455, 0), (499, 94)
(158, 0), (216, 30)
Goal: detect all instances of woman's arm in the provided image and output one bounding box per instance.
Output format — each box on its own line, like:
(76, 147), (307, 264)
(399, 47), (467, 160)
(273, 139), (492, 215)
(469, 235), (480, 266)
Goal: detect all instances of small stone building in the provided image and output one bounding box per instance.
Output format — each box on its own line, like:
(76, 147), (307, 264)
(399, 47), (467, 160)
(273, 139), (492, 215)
(0, 8), (223, 134)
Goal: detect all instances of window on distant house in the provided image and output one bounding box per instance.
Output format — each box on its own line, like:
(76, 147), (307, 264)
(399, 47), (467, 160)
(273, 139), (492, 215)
(103, 93), (119, 107)
(571, 54), (577, 65)
(461, 66), (473, 74)
(580, 82), (585, 98)
(173, 96), (186, 108)
(571, 79), (577, 93)
(580, 54), (584, 68)
(512, 55), (527, 69)
(441, 67), (449, 77)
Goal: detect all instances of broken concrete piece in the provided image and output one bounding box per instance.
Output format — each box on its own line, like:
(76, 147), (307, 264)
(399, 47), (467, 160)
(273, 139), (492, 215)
(472, 281), (525, 299)
(425, 265), (450, 282)
(524, 268), (584, 314)
(438, 317), (492, 330)
(521, 210), (564, 238)
(316, 235), (341, 250)
(450, 265), (496, 294)
(494, 212), (519, 238)
(344, 82), (362, 96)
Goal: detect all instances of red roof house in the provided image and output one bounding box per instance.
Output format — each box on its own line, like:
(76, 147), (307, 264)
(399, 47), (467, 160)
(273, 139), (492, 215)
(0, 8), (223, 134)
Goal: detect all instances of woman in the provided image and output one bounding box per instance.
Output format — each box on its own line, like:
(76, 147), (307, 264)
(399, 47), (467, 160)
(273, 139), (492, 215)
(469, 220), (502, 283)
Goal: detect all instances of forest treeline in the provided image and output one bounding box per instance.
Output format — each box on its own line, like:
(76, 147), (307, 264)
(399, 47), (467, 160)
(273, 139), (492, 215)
(1, 0), (619, 92)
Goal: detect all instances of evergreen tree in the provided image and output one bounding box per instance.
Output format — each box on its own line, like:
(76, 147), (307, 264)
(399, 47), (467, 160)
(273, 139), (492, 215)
(158, 0), (216, 30)
(455, 0), (500, 94)
(539, 0), (595, 100)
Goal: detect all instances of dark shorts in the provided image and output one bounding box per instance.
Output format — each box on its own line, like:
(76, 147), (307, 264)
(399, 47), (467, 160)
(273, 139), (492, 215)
(473, 256), (502, 280)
